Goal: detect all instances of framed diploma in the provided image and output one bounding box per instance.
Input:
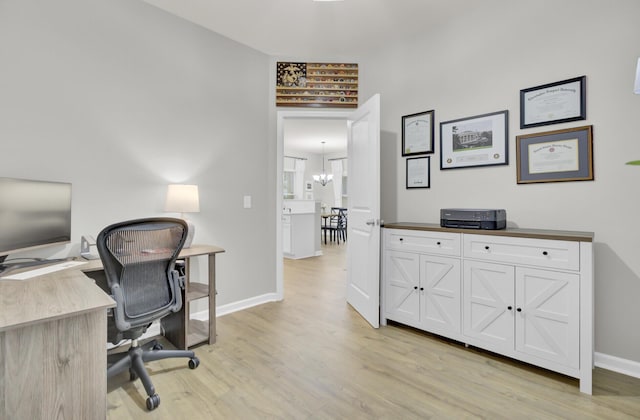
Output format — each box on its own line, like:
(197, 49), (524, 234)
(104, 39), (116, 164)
(440, 110), (508, 170)
(402, 110), (434, 156)
(520, 76), (586, 129)
(516, 125), (593, 184)
(406, 156), (430, 188)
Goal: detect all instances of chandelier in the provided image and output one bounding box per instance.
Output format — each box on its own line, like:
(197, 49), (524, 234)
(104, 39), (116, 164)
(313, 141), (333, 186)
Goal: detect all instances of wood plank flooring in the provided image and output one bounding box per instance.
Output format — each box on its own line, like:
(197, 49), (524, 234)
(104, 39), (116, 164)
(107, 242), (640, 419)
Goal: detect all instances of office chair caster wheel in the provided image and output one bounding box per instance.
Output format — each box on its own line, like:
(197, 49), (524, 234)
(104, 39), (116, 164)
(188, 357), (200, 369)
(146, 394), (160, 411)
(152, 343), (163, 351)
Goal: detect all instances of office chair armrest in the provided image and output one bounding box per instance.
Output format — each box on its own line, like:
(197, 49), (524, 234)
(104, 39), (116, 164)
(110, 284), (131, 331)
(169, 269), (183, 313)
(176, 271), (185, 289)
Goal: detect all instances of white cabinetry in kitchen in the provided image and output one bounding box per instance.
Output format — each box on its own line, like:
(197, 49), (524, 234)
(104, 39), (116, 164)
(283, 200), (321, 259)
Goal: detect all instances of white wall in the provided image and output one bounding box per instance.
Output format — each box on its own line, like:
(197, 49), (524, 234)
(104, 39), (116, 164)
(0, 0), (275, 306)
(356, 0), (640, 363)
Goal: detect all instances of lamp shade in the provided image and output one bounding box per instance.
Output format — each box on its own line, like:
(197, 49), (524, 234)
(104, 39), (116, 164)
(635, 57), (640, 94)
(164, 184), (200, 213)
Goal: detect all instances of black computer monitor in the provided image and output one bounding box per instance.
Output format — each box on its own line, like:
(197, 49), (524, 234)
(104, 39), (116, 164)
(0, 177), (72, 275)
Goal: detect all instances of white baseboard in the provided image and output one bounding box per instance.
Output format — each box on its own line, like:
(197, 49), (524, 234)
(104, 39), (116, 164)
(216, 293), (280, 317)
(595, 352), (640, 379)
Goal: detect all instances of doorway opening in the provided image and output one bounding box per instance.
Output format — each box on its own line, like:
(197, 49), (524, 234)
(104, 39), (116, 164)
(276, 110), (350, 301)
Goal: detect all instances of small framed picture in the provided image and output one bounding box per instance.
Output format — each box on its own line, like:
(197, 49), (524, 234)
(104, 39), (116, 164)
(516, 125), (593, 184)
(440, 110), (508, 170)
(406, 156), (431, 189)
(305, 180), (313, 191)
(520, 76), (586, 129)
(402, 110), (435, 156)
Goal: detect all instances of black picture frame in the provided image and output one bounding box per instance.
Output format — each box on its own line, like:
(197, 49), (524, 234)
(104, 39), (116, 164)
(520, 76), (586, 129)
(440, 110), (509, 170)
(402, 110), (434, 156)
(406, 156), (431, 189)
(516, 125), (593, 184)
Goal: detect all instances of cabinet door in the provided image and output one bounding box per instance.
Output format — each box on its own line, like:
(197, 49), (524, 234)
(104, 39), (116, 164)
(515, 267), (580, 369)
(463, 260), (515, 352)
(420, 255), (461, 335)
(384, 250), (420, 326)
(282, 216), (291, 254)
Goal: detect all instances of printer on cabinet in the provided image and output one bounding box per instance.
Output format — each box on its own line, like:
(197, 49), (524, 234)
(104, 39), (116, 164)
(440, 208), (506, 230)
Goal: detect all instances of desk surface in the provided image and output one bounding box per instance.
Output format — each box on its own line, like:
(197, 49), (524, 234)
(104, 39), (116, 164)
(0, 244), (224, 333)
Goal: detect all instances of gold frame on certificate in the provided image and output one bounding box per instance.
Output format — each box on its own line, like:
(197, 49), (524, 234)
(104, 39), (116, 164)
(402, 110), (434, 156)
(516, 125), (593, 184)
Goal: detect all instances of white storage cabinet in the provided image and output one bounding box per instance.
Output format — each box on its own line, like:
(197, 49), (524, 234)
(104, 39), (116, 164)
(381, 225), (594, 394)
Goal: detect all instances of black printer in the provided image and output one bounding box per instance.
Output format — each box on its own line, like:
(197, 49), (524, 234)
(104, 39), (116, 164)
(440, 208), (506, 230)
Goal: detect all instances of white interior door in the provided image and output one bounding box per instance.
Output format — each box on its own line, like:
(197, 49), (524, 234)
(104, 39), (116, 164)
(346, 94), (381, 328)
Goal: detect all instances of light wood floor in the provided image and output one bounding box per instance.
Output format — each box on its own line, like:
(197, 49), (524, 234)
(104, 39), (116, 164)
(107, 242), (640, 419)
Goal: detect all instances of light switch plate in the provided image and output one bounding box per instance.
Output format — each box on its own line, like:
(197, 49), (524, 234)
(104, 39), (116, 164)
(243, 195), (252, 209)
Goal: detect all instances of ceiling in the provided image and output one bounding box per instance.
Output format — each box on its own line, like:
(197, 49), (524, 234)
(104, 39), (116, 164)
(283, 118), (347, 156)
(141, 0), (473, 57)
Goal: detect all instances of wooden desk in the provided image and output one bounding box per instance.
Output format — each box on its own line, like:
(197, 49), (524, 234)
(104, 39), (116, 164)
(0, 243), (224, 419)
(0, 261), (115, 419)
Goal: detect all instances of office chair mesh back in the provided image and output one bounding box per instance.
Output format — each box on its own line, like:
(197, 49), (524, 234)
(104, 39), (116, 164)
(98, 218), (187, 332)
(120, 259), (171, 318)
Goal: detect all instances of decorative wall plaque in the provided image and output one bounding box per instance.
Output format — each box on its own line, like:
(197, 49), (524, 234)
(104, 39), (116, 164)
(276, 62), (358, 108)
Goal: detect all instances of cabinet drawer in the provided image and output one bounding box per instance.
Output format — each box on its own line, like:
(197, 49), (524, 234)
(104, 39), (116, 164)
(463, 234), (579, 271)
(384, 229), (460, 257)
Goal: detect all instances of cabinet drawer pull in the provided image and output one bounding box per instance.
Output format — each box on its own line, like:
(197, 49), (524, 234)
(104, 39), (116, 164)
(484, 245), (490, 250)
(436, 241), (441, 246)
(399, 238), (404, 242)
(516, 307), (522, 312)
(507, 306), (513, 311)
(542, 251), (548, 256)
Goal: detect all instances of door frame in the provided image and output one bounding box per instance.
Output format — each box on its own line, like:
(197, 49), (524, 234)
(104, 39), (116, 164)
(276, 109), (351, 300)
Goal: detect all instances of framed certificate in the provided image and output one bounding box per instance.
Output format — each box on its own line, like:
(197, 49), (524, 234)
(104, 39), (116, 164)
(516, 125), (593, 184)
(406, 156), (430, 188)
(402, 110), (434, 156)
(520, 76), (586, 129)
(440, 110), (508, 170)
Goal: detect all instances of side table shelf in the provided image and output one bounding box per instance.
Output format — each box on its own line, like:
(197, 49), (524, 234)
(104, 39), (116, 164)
(160, 245), (224, 350)
(186, 282), (209, 346)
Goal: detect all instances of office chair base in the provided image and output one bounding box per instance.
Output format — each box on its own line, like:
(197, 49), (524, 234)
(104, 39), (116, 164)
(107, 339), (200, 411)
